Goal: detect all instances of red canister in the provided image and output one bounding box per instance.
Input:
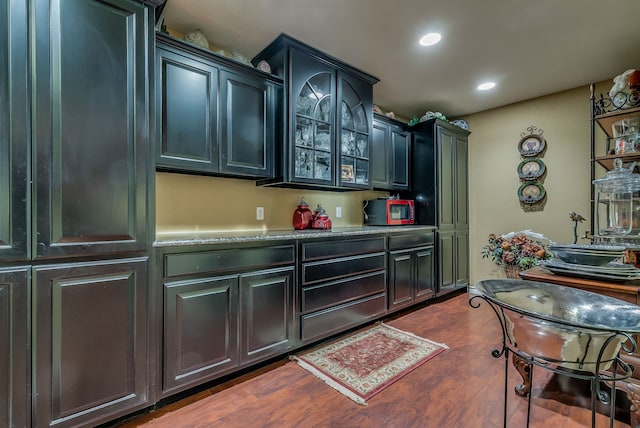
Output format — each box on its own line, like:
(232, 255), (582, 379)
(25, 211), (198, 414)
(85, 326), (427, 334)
(312, 205), (332, 230)
(292, 197), (313, 230)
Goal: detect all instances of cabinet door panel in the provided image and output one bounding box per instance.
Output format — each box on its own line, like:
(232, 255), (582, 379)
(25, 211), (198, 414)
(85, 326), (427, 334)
(33, 0), (150, 258)
(389, 251), (413, 309)
(220, 71), (274, 177)
(0, 0), (28, 261)
(33, 257), (148, 427)
(240, 267), (294, 364)
(455, 230), (469, 287)
(438, 232), (455, 293)
(164, 275), (239, 393)
(338, 71), (372, 189)
(157, 47), (218, 171)
(455, 136), (469, 228)
(290, 49), (336, 185)
(415, 247), (435, 300)
(371, 121), (389, 188)
(391, 129), (410, 190)
(0, 268), (29, 428)
(437, 127), (455, 230)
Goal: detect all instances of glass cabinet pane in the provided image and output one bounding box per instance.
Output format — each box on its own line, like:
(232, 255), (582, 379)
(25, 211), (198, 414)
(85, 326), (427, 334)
(356, 134), (368, 158)
(355, 159), (368, 184)
(341, 101), (354, 129)
(340, 80), (369, 187)
(294, 72), (333, 182)
(354, 105), (367, 132)
(294, 147), (313, 178)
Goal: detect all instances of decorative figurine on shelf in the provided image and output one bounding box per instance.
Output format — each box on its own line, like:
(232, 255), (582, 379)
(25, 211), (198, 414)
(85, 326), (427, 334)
(292, 197), (313, 230)
(184, 29), (210, 49)
(569, 211), (586, 244)
(609, 69), (636, 108)
(312, 205), (332, 230)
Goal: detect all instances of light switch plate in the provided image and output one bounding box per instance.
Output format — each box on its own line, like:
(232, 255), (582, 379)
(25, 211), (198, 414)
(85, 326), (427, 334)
(256, 207), (264, 220)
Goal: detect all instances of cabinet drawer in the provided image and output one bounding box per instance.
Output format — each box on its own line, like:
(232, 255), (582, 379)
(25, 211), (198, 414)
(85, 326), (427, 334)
(301, 271), (386, 314)
(300, 237), (385, 261)
(388, 233), (434, 250)
(164, 244), (295, 278)
(301, 293), (387, 342)
(301, 253), (385, 285)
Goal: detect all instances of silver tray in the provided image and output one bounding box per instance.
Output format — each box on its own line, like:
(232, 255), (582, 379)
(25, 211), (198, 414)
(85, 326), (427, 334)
(543, 264), (640, 282)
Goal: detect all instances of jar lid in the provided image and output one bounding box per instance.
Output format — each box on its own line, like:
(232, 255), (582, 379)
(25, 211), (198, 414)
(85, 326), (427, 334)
(593, 159), (640, 192)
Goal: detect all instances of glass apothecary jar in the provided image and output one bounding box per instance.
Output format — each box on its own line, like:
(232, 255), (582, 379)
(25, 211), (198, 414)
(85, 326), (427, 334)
(593, 159), (640, 236)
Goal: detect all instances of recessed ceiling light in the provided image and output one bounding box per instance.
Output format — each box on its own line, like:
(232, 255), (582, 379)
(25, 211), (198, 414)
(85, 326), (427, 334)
(419, 33), (441, 46)
(477, 82), (496, 91)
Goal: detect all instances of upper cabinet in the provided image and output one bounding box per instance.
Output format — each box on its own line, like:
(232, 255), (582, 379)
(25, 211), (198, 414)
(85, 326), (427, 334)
(0, 0), (29, 262)
(32, 0), (152, 259)
(372, 113), (410, 191)
(252, 34), (379, 190)
(156, 34), (282, 179)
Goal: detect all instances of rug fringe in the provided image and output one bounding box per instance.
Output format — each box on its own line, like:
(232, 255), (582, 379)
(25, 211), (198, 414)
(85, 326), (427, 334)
(291, 356), (368, 406)
(381, 323), (450, 350)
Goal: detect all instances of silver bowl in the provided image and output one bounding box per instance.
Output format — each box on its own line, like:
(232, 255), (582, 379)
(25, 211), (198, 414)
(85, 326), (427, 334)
(471, 279), (640, 371)
(548, 244), (625, 266)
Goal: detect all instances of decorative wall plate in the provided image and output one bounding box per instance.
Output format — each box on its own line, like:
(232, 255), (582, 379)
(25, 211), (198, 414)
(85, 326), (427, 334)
(518, 181), (546, 204)
(517, 158), (546, 180)
(518, 134), (546, 157)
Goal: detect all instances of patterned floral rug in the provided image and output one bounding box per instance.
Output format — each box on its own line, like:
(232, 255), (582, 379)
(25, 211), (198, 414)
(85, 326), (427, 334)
(291, 323), (448, 405)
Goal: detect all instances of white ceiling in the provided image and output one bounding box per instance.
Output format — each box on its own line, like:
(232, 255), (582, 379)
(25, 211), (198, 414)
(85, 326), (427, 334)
(161, 0), (640, 120)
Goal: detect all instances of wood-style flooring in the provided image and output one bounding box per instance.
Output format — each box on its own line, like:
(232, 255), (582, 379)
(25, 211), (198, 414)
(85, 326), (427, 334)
(113, 290), (633, 427)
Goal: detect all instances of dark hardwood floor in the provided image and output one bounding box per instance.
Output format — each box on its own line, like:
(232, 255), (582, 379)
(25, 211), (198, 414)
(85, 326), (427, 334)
(114, 291), (633, 427)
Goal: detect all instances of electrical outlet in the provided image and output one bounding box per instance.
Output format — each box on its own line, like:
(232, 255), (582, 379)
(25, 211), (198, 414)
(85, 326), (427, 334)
(256, 207), (264, 220)
(336, 207), (342, 218)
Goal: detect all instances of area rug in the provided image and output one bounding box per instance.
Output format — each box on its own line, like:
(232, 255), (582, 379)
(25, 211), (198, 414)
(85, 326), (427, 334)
(291, 323), (448, 405)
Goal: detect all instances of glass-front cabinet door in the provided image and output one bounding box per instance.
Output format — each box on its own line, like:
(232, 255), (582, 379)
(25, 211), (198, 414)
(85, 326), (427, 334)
(338, 72), (372, 188)
(294, 72), (333, 183)
(290, 49), (335, 185)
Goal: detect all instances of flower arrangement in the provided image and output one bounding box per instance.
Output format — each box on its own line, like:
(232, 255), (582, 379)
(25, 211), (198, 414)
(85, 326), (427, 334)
(481, 231), (553, 271)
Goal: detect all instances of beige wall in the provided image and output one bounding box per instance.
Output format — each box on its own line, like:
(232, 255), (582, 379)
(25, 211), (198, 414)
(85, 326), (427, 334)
(465, 80), (610, 283)
(156, 173), (387, 235)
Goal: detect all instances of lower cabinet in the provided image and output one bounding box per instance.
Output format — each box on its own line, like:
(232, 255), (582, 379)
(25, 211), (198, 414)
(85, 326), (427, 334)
(32, 257), (149, 428)
(437, 229), (469, 296)
(388, 232), (435, 311)
(0, 267), (29, 428)
(299, 236), (387, 343)
(159, 242), (296, 396)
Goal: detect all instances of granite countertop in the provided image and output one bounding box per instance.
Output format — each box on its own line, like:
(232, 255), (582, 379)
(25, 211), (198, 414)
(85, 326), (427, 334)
(154, 225), (437, 247)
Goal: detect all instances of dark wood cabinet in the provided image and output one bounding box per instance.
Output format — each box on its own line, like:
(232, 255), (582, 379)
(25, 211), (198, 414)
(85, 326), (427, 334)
(0, 267), (29, 428)
(156, 45), (218, 172)
(33, 0), (151, 258)
(23, 1), (154, 427)
(253, 34), (378, 190)
(299, 236), (387, 342)
(163, 274), (239, 393)
(240, 267), (295, 364)
(403, 119), (470, 296)
(388, 233), (435, 311)
(33, 258), (149, 428)
(219, 70), (279, 177)
(0, 0), (28, 262)
(156, 34), (280, 179)
(159, 242), (296, 396)
(372, 114), (410, 190)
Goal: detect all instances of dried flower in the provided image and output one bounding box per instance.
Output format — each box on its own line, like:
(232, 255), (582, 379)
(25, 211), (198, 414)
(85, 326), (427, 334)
(481, 231), (553, 270)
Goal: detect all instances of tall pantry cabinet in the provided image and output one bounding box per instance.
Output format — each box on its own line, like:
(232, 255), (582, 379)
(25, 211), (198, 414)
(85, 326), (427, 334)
(403, 118), (470, 296)
(1, 1), (154, 427)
